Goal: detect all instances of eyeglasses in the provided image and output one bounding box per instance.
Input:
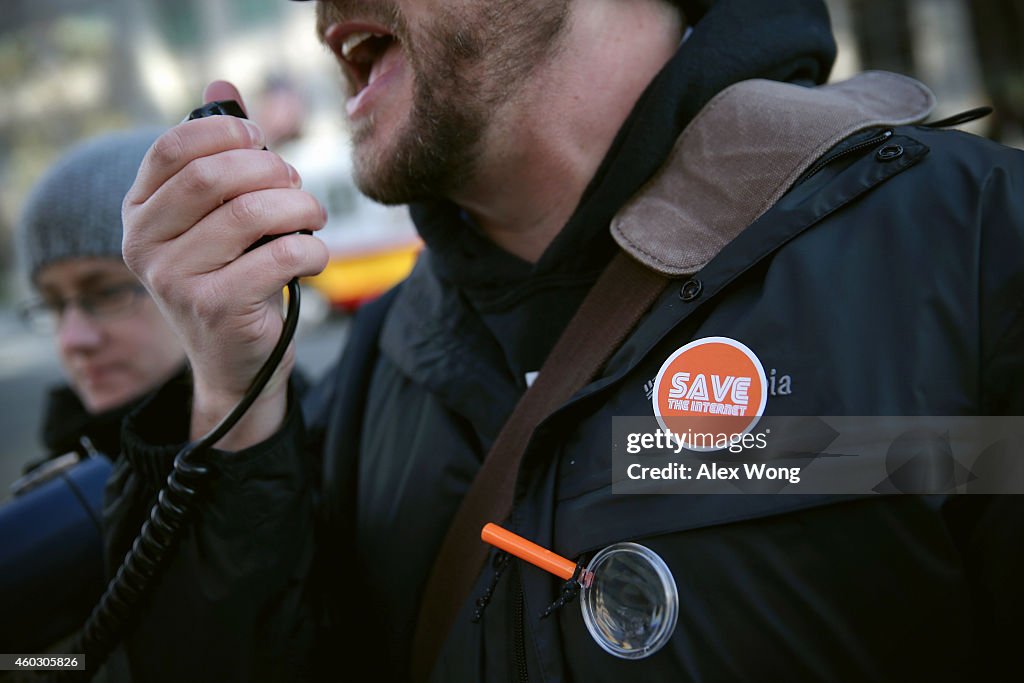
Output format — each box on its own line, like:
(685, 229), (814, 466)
(19, 282), (149, 333)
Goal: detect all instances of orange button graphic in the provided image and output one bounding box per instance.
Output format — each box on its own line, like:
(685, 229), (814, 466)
(652, 337), (767, 450)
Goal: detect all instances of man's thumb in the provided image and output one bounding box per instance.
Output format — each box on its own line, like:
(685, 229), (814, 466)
(203, 80), (248, 114)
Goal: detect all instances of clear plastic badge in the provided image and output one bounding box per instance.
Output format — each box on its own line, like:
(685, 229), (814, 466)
(580, 542), (678, 659)
(480, 524), (679, 660)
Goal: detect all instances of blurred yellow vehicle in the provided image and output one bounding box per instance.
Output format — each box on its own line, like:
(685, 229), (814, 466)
(308, 235), (421, 311)
(283, 134), (421, 313)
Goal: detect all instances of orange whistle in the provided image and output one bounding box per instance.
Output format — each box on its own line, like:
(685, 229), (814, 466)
(481, 523), (577, 581)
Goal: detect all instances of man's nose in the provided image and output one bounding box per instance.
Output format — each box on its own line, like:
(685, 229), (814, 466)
(57, 306), (104, 352)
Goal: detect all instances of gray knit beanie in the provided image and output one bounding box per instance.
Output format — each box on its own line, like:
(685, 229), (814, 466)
(16, 127), (163, 284)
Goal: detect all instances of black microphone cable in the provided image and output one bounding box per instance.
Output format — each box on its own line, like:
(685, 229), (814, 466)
(61, 101), (304, 680)
(69, 280), (301, 677)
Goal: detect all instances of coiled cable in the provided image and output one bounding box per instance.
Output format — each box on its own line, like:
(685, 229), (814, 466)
(62, 279), (301, 679)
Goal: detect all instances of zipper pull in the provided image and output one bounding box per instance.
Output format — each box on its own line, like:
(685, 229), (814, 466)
(79, 435), (102, 458)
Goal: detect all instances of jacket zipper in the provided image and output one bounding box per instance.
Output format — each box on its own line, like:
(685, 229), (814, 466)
(800, 128), (894, 182)
(514, 580), (529, 682)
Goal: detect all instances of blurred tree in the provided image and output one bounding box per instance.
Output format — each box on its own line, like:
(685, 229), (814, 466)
(150, 0), (203, 50)
(5, 0), (92, 33)
(967, 0), (1024, 142)
(109, 0), (161, 122)
(850, 0), (916, 75)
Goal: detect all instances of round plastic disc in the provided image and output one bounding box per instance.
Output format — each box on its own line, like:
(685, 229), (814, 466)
(580, 542), (678, 659)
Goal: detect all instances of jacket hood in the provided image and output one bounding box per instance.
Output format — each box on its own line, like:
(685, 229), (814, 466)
(409, 0), (837, 301)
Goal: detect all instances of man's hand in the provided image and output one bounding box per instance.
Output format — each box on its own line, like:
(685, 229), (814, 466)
(122, 81), (329, 450)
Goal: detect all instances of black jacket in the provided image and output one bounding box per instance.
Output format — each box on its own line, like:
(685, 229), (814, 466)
(38, 386), (130, 462)
(109, 1), (1024, 680)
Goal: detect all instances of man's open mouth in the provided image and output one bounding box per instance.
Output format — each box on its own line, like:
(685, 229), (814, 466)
(325, 22), (400, 97)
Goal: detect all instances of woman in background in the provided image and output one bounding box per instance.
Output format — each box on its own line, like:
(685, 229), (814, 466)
(4, 128), (186, 666)
(17, 128), (186, 466)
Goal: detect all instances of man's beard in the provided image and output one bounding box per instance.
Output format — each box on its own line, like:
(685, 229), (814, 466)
(322, 1), (571, 205)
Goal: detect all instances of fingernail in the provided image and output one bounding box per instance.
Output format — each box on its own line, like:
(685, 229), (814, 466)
(320, 201), (328, 223)
(288, 164), (302, 188)
(244, 121), (265, 148)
